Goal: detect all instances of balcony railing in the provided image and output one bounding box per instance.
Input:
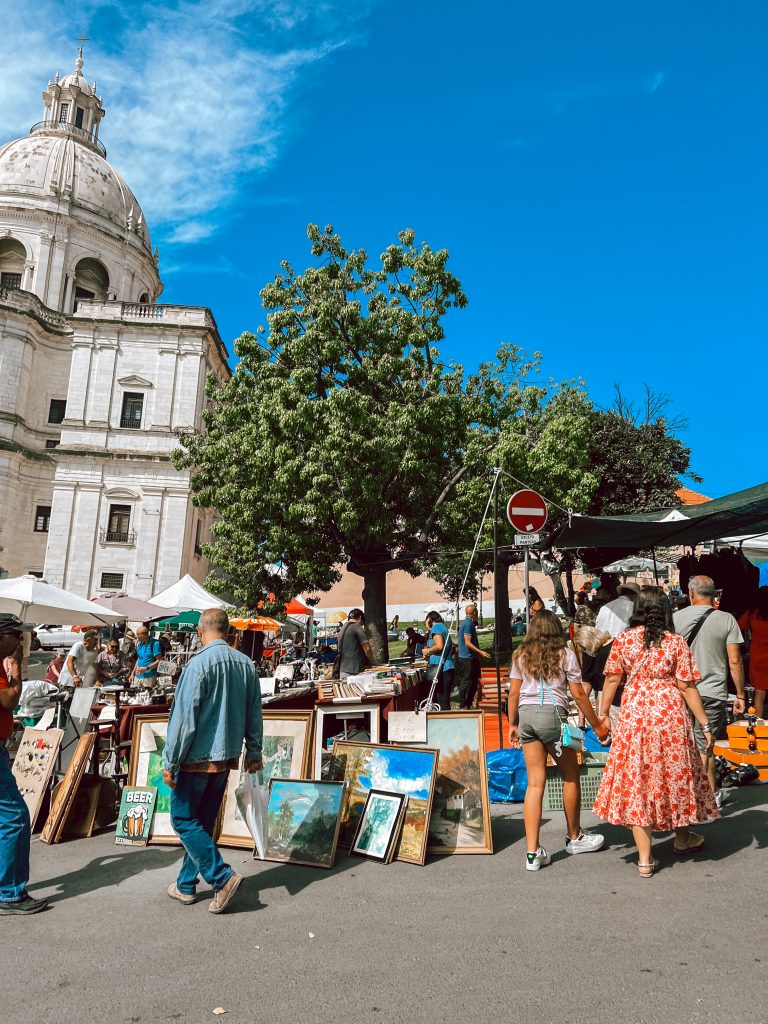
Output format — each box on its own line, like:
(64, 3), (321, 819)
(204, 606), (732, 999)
(119, 415), (143, 429)
(29, 120), (107, 158)
(99, 528), (136, 545)
(0, 285), (69, 332)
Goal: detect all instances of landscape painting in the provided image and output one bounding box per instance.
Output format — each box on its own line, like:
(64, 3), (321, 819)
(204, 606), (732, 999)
(264, 779), (345, 869)
(393, 712), (493, 855)
(352, 790), (406, 862)
(219, 711), (314, 849)
(328, 741), (437, 865)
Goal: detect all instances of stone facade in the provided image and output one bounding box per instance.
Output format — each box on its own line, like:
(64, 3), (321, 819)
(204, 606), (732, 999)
(0, 51), (229, 599)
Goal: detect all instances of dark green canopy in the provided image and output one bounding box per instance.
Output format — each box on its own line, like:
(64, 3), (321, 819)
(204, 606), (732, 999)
(554, 482), (768, 551)
(153, 610), (201, 632)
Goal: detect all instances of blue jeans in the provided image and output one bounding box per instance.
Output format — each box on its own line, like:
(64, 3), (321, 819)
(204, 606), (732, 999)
(0, 746), (31, 902)
(170, 771), (233, 895)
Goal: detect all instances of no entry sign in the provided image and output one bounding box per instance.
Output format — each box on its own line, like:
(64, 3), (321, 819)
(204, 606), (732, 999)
(506, 489), (548, 533)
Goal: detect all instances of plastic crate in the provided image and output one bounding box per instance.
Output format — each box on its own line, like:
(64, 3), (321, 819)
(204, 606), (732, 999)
(543, 764), (605, 811)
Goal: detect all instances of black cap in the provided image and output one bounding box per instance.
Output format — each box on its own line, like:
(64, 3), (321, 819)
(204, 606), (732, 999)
(0, 614), (34, 636)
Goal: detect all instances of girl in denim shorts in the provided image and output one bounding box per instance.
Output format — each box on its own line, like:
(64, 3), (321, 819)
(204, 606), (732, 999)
(508, 611), (611, 871)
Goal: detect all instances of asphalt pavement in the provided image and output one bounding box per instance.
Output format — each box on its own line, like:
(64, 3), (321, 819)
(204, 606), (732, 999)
(7, 786), (767, 1024)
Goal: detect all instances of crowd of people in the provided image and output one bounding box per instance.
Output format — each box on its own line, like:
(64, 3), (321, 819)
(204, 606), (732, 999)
(510, 574), (767, 875)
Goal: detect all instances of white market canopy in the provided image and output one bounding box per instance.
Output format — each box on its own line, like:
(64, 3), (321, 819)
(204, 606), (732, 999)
(0, 575), (124, 626)
(149, 574), (228, 612)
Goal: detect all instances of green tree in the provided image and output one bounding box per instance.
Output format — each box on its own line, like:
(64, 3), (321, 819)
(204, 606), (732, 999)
(175, 225), (474, 662)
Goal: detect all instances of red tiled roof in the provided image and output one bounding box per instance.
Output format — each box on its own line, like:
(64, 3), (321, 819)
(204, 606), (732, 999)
(676, 487), (711, 506)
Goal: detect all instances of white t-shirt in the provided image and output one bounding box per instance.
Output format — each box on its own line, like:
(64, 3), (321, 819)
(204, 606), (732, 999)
(59, 641), (99, 687)
(510, 647), (582, 711)
(595, 596), (635, 638)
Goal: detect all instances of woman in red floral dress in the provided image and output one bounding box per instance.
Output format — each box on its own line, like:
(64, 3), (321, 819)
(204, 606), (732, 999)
(593, 587), (719, 876)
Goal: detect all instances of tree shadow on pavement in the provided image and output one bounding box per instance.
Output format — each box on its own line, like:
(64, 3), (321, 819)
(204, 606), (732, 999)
(33, 846), (180, 904)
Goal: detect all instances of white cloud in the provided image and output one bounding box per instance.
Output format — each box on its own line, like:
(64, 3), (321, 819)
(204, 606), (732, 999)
(645, 71), (668, 94)
(368, 752), (431, 797)
(0, 1), (371, 245)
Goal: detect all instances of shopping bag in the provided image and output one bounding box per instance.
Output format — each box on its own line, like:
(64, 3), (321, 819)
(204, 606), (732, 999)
(235, 771), (269, 859)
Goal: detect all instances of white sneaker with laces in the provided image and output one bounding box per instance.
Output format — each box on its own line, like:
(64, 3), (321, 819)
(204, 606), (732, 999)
(565, 830), (605, 855)
(526, 847), (551, 871)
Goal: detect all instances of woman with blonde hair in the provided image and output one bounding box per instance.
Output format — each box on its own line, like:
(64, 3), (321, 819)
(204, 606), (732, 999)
(509, 610), (610, 871)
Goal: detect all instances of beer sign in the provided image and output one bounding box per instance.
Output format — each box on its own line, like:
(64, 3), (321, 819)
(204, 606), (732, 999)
(115, 786), (158, 846)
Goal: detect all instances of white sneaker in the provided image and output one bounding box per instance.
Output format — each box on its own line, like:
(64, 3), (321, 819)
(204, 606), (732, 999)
(526, 847), (551, 871)
(715, 790), (730, 810)
(565, 831), (605, 855)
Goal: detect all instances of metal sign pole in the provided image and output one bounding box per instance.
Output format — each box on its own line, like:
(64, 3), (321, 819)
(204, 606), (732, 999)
(524, 546), (530, 631)
(493, 470), (504, 749)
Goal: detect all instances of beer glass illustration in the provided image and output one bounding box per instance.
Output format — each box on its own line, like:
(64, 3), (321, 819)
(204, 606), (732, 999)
(123, 805), (148, 838)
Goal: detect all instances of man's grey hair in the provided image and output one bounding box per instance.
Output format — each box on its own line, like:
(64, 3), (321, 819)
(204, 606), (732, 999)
(688, 575), (717, 599)
(199, 607), (230, 634)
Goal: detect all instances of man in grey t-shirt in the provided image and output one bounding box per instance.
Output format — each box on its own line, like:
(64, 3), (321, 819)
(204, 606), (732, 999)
(339, 608), (372, 680)
(673, 575), (745, 807)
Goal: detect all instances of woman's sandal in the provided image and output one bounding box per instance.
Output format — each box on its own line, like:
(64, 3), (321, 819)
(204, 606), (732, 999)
(638, 858), (660, 878)
(673, 831), (705, 855)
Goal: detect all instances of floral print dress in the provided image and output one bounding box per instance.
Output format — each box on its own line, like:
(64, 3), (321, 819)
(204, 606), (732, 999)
(593, 627), (719, 829)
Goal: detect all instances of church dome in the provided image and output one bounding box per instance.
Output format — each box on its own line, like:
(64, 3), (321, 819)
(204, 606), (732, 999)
(0, 132), (151, 249)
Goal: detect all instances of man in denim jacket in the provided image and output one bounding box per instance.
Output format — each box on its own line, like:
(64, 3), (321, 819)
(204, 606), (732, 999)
(162, 608), (263, 914)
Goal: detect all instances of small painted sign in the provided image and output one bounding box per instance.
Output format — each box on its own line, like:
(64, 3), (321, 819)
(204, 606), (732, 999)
(115, 786), (158, 846)
(514, 532), (540, 546)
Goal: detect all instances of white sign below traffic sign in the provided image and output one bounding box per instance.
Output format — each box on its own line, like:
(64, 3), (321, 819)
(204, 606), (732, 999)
(515, 533), (540, 546)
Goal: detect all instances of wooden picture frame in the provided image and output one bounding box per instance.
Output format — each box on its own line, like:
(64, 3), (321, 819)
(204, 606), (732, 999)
(351, 790), (407, 862)
(219, 710), (314, 850)
(328, 740), (438, 866)
(391, 711), (493, 855)
(127, 714), (179, 845)
(40, 732), (96, 844)
(312, 705), (380, 780)
(12, 727), (65, 830)
(264, 778), (345, 869)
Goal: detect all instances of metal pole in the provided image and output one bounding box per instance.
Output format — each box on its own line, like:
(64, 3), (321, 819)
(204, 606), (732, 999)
(493, 470), (504, 750)
(651, 548), (659, 585)
(524, 546), (530, 631)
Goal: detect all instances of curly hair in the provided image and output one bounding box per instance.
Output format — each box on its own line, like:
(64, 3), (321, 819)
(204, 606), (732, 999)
(628, 587), (673, 648)
(513, 610), (567, 681)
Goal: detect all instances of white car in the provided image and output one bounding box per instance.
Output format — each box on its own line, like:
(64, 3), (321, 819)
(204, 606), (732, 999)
(34, 625), (84, 650)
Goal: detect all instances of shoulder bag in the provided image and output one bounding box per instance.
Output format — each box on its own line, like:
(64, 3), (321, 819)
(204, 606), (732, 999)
(682, 606), (716, 650)
(539, 675), (585, 755)
(331, 623), (350, 681)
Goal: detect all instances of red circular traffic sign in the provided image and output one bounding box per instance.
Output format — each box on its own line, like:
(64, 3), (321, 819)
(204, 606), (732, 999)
(506, 489), (548, 533)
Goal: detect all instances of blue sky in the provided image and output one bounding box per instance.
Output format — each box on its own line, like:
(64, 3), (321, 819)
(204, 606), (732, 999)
(3, 2), (765, 499)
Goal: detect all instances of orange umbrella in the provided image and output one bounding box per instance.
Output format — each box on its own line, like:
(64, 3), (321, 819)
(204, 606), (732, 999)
(229, 615), (282, 632)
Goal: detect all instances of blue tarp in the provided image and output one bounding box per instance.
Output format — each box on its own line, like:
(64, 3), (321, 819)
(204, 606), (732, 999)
(486, 727), (610, 802)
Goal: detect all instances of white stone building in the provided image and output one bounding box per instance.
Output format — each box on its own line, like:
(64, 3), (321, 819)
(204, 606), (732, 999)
(0, 50), (230, 599)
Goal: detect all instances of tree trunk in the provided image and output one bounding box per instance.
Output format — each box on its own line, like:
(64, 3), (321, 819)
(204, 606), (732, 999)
(543, 558), (569, 616)
(362, 568), (388, 664)
(494, 560), (511, 654)
(564, 555), (576, 617)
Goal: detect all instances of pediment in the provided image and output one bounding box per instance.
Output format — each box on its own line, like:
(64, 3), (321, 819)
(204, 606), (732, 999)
(104, 487), (140, 500)
(117, 375), (154, 388)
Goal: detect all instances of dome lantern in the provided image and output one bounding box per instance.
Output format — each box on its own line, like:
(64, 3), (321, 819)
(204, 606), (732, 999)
(34, 44), (106, 157)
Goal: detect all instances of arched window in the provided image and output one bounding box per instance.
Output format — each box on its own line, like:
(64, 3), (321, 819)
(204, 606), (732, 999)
(0, 237), (26, 290)
(73, 257), (109, 310)
(138, 292), (150, 304)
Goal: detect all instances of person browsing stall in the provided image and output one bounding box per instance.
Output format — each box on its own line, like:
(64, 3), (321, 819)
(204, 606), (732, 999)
(97, 638), (126, 684)
(339, 609), (372, 679)
(673, 575), (745, 810)
(423, 611), (455, 710)
(162, 608), (263, 914)
(0, 615), (48, 915)
(58, 630), (100, 688)
(132, 625), (163, 686)
(457, 604), (490, 709)
(45, 648), (66, 684)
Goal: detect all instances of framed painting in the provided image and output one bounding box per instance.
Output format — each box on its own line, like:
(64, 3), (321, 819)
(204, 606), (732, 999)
(127, 714), (179, 845)
(219, 710), (314, 850)
(351, 790), (407, 863)
(391, 711), (493, 855)
(312, 705), (380, 780)
(264, 778), (345, 869)
(12, 727), (65, 829)
(328, 741), (438, 865)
